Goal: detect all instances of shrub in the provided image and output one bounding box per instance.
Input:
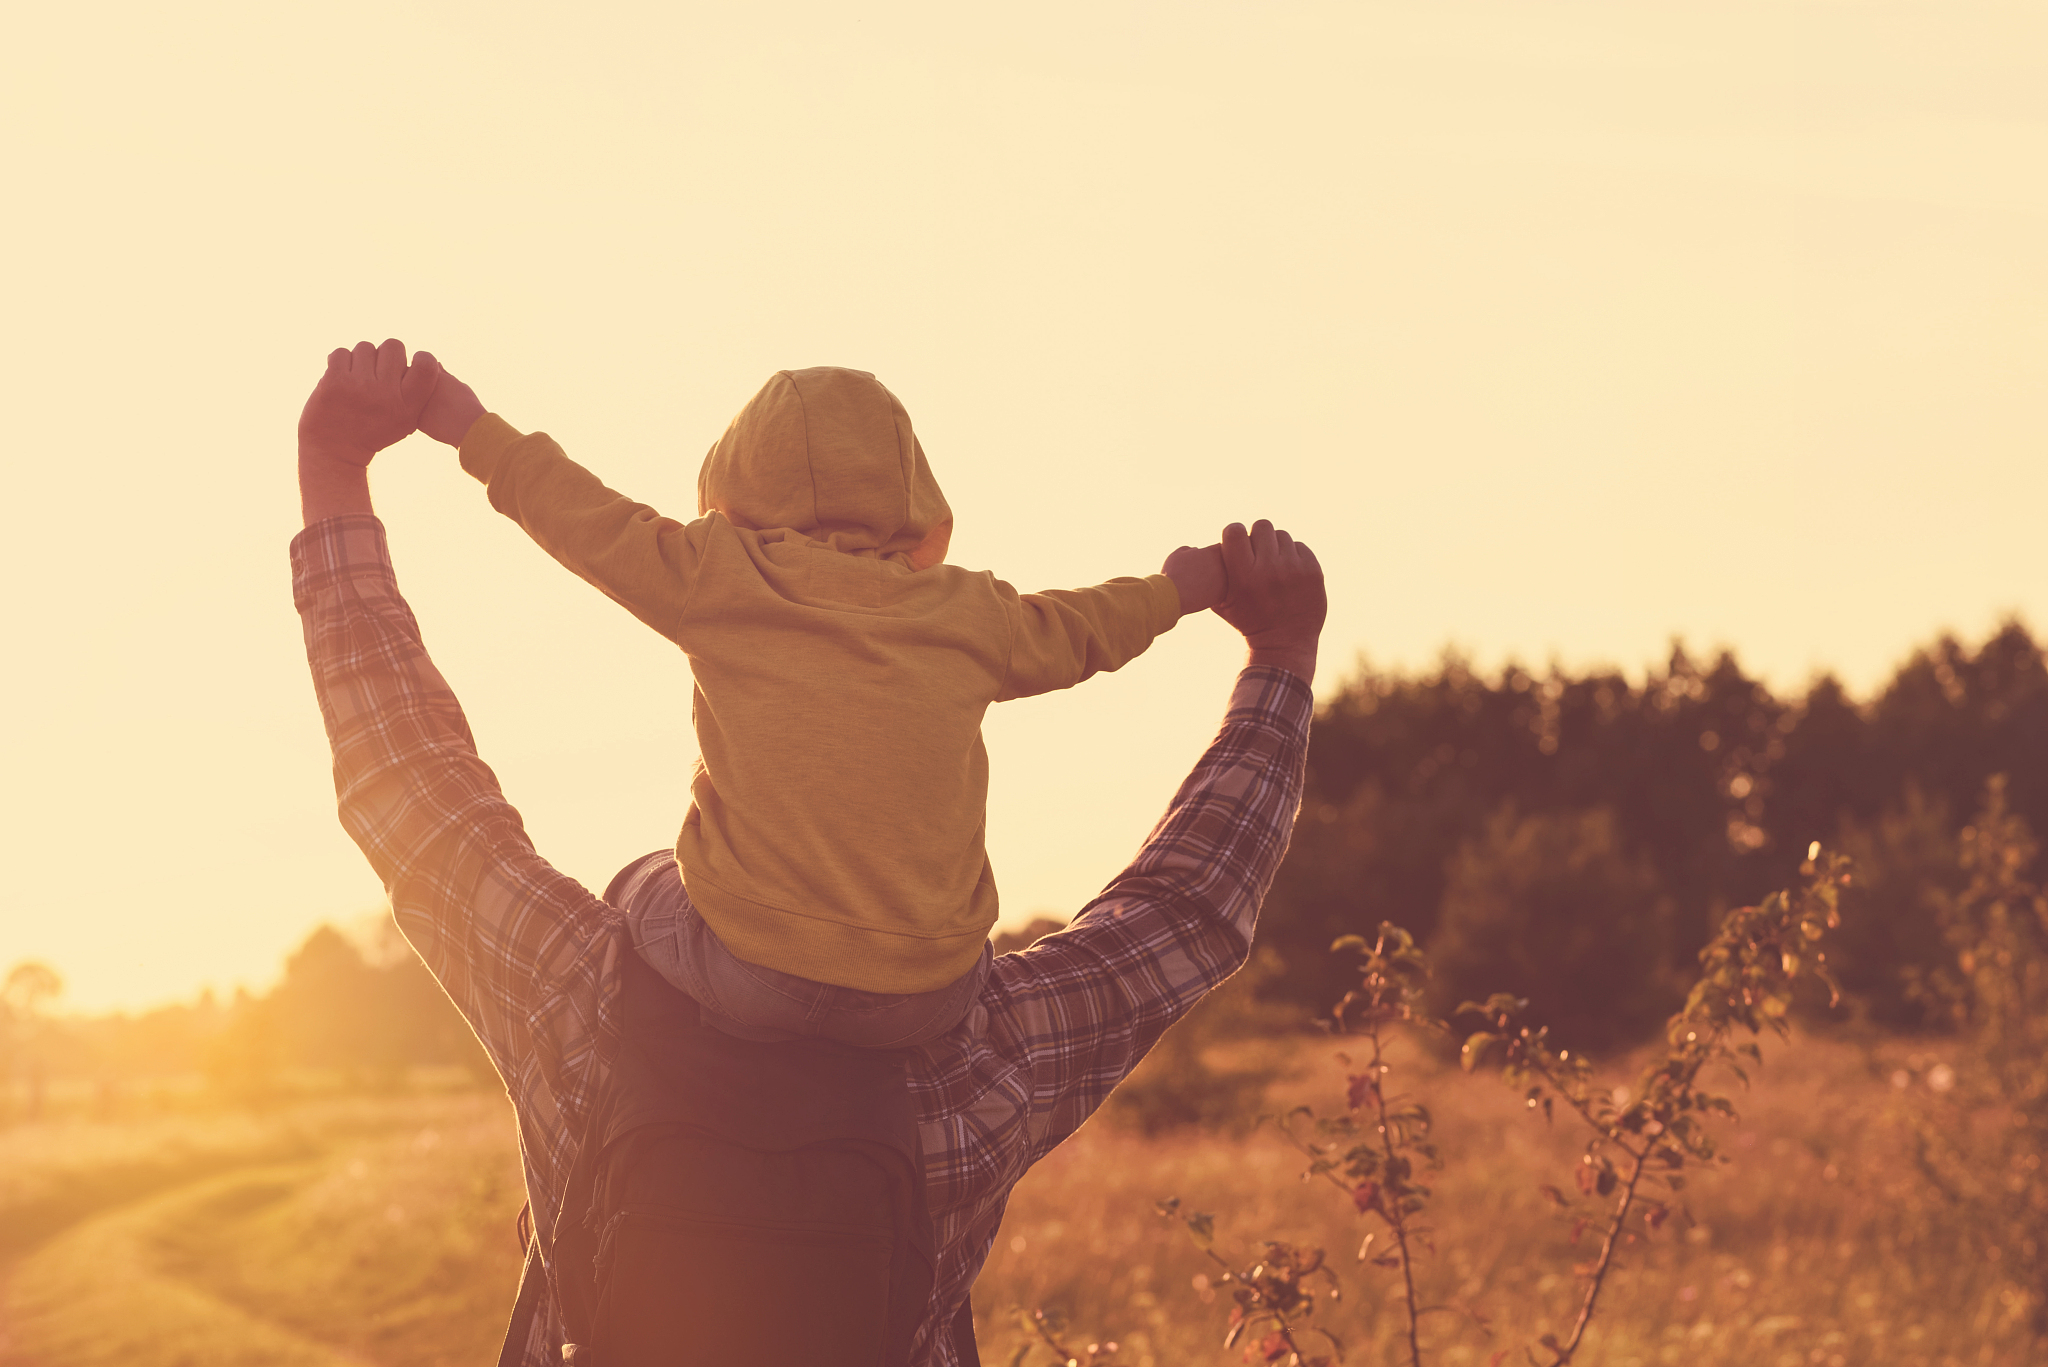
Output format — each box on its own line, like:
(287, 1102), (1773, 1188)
(1900, 777), (2048, 1338)
(1127, 848), (1845, 1367)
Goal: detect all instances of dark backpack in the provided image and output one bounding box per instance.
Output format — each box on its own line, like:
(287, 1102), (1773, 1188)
(527, 943), (968, 1366)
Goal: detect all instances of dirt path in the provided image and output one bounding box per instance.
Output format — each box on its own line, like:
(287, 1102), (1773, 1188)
(0, 1166), (374, 1367)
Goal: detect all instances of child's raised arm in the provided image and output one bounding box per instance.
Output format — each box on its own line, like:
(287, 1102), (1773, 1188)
(415, 356), (708, 646)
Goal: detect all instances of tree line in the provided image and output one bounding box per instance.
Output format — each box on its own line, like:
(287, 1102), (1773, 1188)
(0, 921), (489, 1118)
(1262, 619), (2048, 1048)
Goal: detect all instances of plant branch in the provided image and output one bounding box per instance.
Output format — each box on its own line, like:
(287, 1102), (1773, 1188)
(1363, 1019), (1425, 1367)
(1549, 1140), (1650, 1364)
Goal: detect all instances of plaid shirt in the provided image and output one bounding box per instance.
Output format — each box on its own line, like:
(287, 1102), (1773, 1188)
(292, 515), (1311, 1366)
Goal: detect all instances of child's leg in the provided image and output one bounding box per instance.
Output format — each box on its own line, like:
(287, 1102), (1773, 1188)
(612, 850), (988, 1047)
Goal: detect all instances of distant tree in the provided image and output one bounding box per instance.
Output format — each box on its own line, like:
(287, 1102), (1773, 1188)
(2, 961), (64, 1120)
(206, 986), (282, 1105)
(267, 921), (493, 1086)
(1265, 646), (1782, 1023)
(1261, 622), (2048, 1041)
(270, 925), (388, 1079)
(1866, 621), (2048, 842)
(3, 961), (63, 1014)
(1427, 807), (1676, 1053)
(1831, 786), (1959, 1027)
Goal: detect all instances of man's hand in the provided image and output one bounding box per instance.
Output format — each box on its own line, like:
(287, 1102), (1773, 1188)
(298, 339), (440, 525)
(1163, 542), (1227, 616)
(298, 339), (441, 467)
(413, 351), (488, 447)
(1214, 519), (1325, 680)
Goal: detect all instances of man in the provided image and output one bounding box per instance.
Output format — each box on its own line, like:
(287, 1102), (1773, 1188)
(295, 340), (1326, 1364)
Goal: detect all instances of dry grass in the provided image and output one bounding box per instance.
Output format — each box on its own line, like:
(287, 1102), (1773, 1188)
(0, 1093), (523, 1367)
(0, 1036), (2031, 1367)
(972, 1031), (2032, 1367)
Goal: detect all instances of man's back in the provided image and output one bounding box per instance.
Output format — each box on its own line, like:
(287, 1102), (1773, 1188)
(546, 944), (932, 1364)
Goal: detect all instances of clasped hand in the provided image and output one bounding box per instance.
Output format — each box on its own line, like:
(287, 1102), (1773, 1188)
(299, 338), (484, 468)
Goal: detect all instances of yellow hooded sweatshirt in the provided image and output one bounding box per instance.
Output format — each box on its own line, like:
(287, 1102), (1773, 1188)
(458, 368), (1182, 992)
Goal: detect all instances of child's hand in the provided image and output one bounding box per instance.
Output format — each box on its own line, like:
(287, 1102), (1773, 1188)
(1163, 542), (1228, 616)
(298, 339), (441, 467)
(413, 351), (489, 447)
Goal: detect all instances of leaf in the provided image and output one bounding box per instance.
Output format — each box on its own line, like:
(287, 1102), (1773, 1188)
(1461, 1032), (1501, 1072)
(1186, 1211), (1216, 1248)
(1346, 1074), (1379, 1110)
(1351, 1181), (1381, 1214)
(1330, 934), (1369, 954)
(1538, 1183), (1572, 1208)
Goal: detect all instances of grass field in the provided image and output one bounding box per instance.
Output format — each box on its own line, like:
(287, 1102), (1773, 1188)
(0, 1034), (2029, 1367)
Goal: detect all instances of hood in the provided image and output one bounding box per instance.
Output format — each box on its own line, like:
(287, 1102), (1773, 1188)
(697, 367), (953, 567)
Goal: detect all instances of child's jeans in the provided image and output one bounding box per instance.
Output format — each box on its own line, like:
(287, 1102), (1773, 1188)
(608, 850), (990, 1049)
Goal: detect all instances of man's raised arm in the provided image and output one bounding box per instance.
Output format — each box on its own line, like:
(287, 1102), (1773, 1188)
(982, 519), (1326, 1159)
(295, 341), (623, 1166)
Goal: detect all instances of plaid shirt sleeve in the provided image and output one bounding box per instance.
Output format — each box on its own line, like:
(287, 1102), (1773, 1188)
(980, 665), (1311, 1161)
(290, 514), (624, 1246)
(908, 665), (1311, 1365)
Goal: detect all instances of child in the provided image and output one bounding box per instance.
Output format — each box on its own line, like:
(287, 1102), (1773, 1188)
(413, 362), (1227, 1046)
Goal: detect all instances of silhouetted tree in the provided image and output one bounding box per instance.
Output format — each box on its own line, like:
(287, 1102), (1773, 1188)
(1262, 622), (2048, 1043)
(2, 961), (63, 1120)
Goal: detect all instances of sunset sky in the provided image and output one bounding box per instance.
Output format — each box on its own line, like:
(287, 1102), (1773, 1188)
(2, 1), (2043, 1014)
